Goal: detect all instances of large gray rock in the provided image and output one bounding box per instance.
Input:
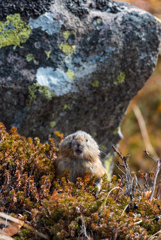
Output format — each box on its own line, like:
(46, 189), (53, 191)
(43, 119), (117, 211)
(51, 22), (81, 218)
(0, 0), (161, 175)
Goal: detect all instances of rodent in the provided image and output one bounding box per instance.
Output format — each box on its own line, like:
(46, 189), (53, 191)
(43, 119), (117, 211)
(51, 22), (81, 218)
(55, 130), (107, 190)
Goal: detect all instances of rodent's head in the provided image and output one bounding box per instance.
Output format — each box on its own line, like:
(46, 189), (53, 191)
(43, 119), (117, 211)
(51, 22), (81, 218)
(59, 131), (100, 162)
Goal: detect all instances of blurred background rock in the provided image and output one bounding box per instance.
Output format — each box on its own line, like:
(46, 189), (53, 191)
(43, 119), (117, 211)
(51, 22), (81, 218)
(114, 0), (161, 175)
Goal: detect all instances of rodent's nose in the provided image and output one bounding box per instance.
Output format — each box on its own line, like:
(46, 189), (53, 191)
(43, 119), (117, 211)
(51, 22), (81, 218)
(77, 143), (80, 148)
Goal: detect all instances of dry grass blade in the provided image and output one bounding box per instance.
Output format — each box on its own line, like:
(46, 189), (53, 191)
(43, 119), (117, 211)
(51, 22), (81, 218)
(0, 213), (49, 240)
(148, 230), (161, 240)
(23, 223), (49, 239)
(0, 233), (15, 240)
(0, 213), (22, 225)
(0, 218), (9, 226)
(133, 105), (158, 159)
(1, 222), (23, 237)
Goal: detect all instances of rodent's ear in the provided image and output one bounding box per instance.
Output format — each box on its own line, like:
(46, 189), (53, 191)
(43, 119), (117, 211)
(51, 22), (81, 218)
(97, 148), (101, 156)
(59, 134), (73, 151)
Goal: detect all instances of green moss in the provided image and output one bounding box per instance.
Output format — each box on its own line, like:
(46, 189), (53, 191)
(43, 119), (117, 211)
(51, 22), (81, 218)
(114, 72), (125, 85)
(66, 69), (75, 80)
(0, 14), (31, 48)
(92, 80), (99, 87)
(45, 51), (51, 59)
(52, 113), (55, 118)
(50, 121), (56, 128)
(26, 53), (34, 62)
(93, 132), (97, 137)
(59, 43), (76, 56)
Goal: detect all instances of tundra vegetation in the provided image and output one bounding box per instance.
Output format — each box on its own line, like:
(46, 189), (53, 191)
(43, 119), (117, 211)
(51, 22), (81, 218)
(0, 123), (161, 239)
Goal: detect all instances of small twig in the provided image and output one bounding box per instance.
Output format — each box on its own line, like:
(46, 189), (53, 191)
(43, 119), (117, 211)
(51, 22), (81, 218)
(148, 230), (161, 240)
(144, 149), (157, 162)
(112, 145), (136, 200)
(115, 177), (123, 200)
(156, 180), (161, 185)
(144, 149), (157, 172)
(78, 215), (90, 239)
(112, 145), (123, 160)
(157, 189), (161, 200)
(116, 164), (125, 175)
(114, 224), (118, 240)
(149, 159), (161, 201)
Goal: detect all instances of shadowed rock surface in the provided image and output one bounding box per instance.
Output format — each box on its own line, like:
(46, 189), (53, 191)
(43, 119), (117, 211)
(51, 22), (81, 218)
(0, 0), (161, 173)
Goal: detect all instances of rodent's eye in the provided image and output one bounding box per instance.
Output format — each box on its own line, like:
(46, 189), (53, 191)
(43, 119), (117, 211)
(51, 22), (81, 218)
(86, 139), (88, 142)
(73, 135), (75, 139)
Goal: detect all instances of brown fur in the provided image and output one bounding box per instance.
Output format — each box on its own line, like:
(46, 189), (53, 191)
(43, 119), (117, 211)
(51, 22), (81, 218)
(55, 131), (107, 184)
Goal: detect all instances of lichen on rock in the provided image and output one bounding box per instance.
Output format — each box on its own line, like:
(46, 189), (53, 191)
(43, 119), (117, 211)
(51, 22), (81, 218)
(0, 0), (160, 176)
(0, 14), (31, 48)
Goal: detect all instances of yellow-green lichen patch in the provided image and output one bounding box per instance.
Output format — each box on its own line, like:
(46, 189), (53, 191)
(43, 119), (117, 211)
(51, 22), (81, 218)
(155, 16), (161, 24)
(93, 132), (97, 137)
(66, 69), (75, 80)
(50, 121), (56, 128)
(27, 83), (38, 110)
(64, 104), (70, 110)
(93, 18), (102, 25)
(33, 59), (39, 65)
(26, 53), (34, 62)
(27, 83), (55, 110)
(52, 113), (55, 118)
(114, 72), (125, 85)
(61, 30), (75, 40)
(113, 127), (119, 135)
(38, 86), (55, 100)
(0, 14), (31, 48)
(92, 80), (99, 87)
(105, 155), (113, 181)
(100, 145), (106, 150)
(59, 43), (76, 56)
(116, 103), (122, 109)
(45, 51), (51, 59)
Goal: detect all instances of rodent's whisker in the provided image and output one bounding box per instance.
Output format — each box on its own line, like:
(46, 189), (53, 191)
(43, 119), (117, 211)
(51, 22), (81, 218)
(89, 144), (107, 156)
(99, 149), (107, 156)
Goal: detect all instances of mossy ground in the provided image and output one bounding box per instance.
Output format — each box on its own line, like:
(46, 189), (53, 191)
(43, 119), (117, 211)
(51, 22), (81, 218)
(0, 123), (160, 239)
